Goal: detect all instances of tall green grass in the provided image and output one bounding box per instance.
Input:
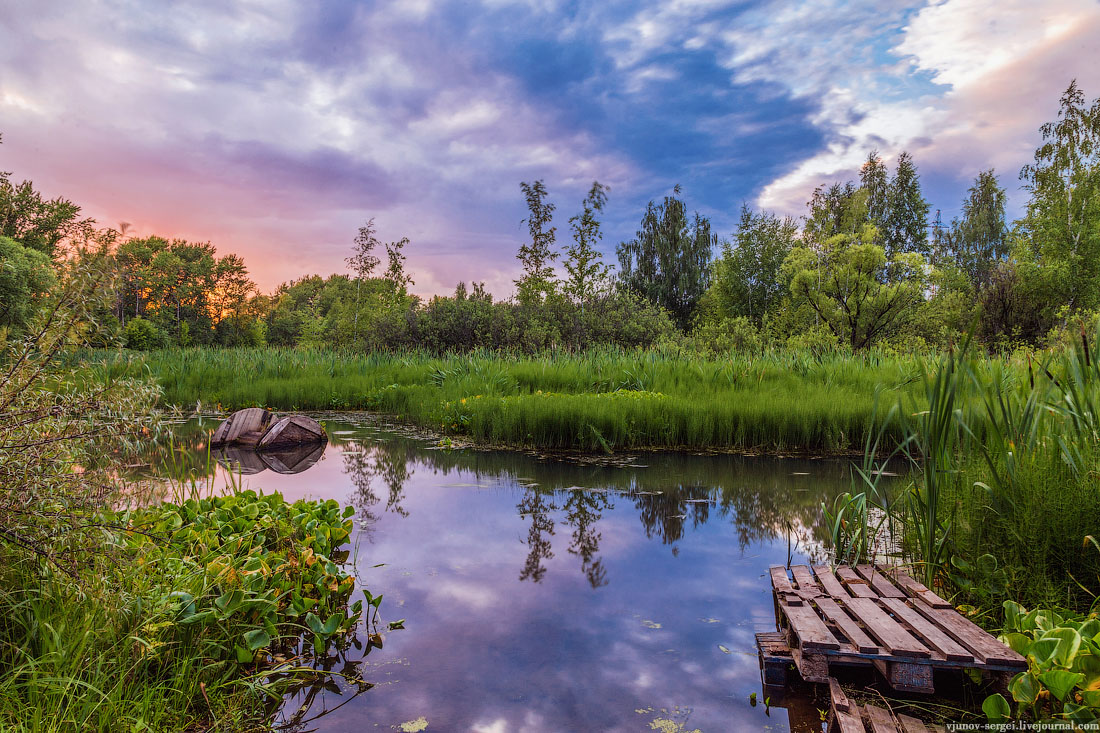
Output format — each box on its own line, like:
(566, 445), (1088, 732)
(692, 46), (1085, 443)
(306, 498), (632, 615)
(85, 346), (932, 453)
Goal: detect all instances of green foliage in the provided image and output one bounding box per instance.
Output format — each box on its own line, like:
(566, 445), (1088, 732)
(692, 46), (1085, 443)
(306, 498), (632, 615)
(953, 169), (1009, 289)
(124, 316), (161, 350)
(516, 180), (559, 304)
(617, 184), (715, 329)
(563, 181), (612, 304)
(0, 235), (55, 339)
(94, 346), (927, 453)
(0, 491), (373, 731)
(1018, 81), (1100, 312)
(710, 206), (797, 323)
(784, 223), (926, 349)
(984, 601), (1100, 724)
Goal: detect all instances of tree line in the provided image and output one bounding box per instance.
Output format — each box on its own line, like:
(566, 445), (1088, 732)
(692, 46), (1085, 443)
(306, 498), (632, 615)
(2, 80), (1098, 354)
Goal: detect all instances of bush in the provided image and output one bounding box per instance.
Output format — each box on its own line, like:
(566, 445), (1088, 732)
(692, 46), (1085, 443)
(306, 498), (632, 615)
(124, 316), (161, 350)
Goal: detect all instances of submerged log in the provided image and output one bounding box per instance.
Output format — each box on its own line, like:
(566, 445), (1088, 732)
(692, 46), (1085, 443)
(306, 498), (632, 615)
(211, 408), (274, 446)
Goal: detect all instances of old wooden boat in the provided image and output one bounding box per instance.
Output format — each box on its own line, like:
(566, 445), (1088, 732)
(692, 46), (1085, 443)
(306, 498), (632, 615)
(211, 409), (326, 449)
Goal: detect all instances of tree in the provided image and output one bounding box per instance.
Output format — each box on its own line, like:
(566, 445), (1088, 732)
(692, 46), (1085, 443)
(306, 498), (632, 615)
(347, 219), (382, 340)
(953, 170), (1008, 289)
(860, 151), (890, 237)
(383, 236), (414, 302)
(516, 180), (558, 304)
(563, 181), (611, 305)
(0, 235), (55, 339)
(710, 205), (798, 323)
(617, 185), (714, 329)
(803, 182), (868, 244)
(783, 223), (926, 349)
(1017, 80), (1100, 311)
(883, 152), (930, 258)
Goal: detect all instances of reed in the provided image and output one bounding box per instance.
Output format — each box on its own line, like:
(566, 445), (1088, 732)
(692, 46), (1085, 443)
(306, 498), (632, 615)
(84, 346), (932, 454)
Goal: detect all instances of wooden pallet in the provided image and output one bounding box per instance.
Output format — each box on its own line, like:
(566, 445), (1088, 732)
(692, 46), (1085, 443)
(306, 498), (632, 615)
(770, 564), (1026, 693)
(756, 631), (793, 686)
(828, 678), (945, 733)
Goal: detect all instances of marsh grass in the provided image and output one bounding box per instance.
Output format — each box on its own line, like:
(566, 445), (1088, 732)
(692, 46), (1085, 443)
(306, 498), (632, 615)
(85, 346), (931, 454)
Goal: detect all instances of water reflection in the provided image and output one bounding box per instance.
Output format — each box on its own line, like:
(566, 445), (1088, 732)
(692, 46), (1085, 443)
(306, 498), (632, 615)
(214, 442), (326, 475)
(149, 415), (903, 732)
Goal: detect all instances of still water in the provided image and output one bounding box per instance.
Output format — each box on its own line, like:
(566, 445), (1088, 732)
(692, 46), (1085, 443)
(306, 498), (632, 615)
(158, 415), (896, 733)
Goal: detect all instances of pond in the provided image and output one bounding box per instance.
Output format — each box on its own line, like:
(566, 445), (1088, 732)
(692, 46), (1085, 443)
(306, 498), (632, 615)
(151, 414), (900, 733)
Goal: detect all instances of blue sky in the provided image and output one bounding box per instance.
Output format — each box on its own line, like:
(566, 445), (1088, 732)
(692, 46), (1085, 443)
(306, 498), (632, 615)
(2, 0), (1098, 295)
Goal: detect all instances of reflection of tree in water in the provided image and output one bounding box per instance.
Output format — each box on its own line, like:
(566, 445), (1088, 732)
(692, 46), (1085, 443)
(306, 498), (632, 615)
(517, 488), (556, 583)
(563, 490), (613, 588)
(343, 440), (413, 536)
(632, 486), (711, 546)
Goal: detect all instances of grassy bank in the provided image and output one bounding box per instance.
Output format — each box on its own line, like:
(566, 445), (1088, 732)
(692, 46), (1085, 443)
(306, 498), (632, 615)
(87, 346), (932, 454)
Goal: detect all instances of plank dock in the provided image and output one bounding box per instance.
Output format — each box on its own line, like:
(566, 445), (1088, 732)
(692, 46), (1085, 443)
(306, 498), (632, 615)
(758, 563), (1026, 694)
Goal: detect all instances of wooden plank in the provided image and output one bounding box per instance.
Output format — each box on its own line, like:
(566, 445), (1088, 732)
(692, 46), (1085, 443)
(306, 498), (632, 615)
(816, 596), (880, 653)
(813, 565), (850, 598)
(770, 566), (794, 594)
(834, 710), (867, 733)
(856, 565), (907, 598)
(780, 601), (841, 650)
(784, 593), (803, 607)
(828, 678), (851, 713)
(790, 646), (830, 683)
(879, 565), (952, 609)
(880, 598), (973, 662)
(897, 714), (931, 733)
(837, 566), (878, 598)
(911, 599), (1025, 667)
(875, 658), (934, 693)
(864, 704), (900, 733)
(843, 598), (931, 658)
(791, 565), (821, 596)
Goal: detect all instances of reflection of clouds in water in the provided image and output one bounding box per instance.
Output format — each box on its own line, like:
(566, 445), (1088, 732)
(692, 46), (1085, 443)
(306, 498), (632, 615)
(153, 419), (900, 731)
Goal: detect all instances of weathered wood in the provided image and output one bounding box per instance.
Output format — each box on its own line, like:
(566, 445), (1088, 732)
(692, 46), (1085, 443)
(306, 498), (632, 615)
(911, 599), (1026, 667)
(833, 710), (867, 733)
(856, 565), (907, 598)
(836, 566), (879, 598)
(756, 632), (791, 686)
(828, 678), (850, 713)
(791, 565), (822, 595)
(879, 565), (952, 609)
(813, 565), (850, 598)
(874, 658), (934, 693)
(258, 414), (326, 449)
(880, 598), (973, 662)
(770, 566), (794, 594)
(780, 601), (841, 650)
(212, 407), (274, 446)
(259, 443), (326, 474)
(864, 704), (899, 733)
(843, 598), (931, 658)
(790, 646), (830, 683)
(897, 714), (932, 733)
(816, 596), (880, 653)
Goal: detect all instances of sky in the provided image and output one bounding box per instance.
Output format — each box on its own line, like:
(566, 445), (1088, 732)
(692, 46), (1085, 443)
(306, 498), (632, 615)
(2, 0), (1099, 297)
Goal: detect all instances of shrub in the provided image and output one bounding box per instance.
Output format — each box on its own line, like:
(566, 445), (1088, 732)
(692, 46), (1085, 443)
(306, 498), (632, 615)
(125, 316), (161, 350)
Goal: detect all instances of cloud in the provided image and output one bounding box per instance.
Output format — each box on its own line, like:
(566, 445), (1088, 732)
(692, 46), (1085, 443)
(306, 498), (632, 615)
(749, 0), (1100, 217)
(1, 0), (1094, 293)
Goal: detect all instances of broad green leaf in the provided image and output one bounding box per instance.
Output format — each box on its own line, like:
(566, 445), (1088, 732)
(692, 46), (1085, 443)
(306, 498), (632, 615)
(305, 611), (324, 635)
(982, 693), (1010, 722)
(1044, 627), (1082, 667)
(1002, 633), (1032, 656)
(1037, 669), (1084, 702)
(243, 629), (271, 651)
(235, 645), (253, 664)
(1010, 672), (1039, 705)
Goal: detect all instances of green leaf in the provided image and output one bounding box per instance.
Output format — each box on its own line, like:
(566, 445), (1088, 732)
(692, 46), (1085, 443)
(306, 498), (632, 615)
(1002, 633), (1032, 656)
(322, 613), (341, 636)
(1009, 672), (1039, 705)
(236, 645), (254, 664)
(243, 629), (271, 651)
(982, 693), (1010, 723)
(388, 619), (405, 630)
(1045, 627), (1083, 667)
(305, 612), (324, 635)
(1037, 669), (1084, 702)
